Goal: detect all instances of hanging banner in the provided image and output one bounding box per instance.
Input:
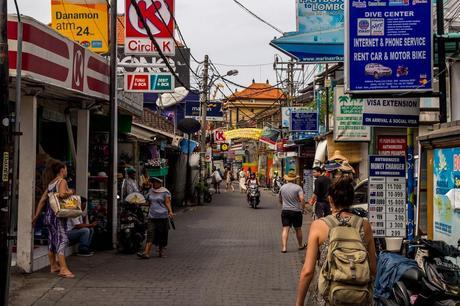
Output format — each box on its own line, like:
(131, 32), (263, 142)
(334, 86), (370, 142)
(259, 127), (280, 149)
(363, 97), (420, 127)
(51, 0), (109, 53)
(345, 0), (433, 93)
(185, 101), (224, 122)
(368, 155), (406, 238)
(290, 111), (319, 132)
(224, 129), (263, 140)
(124, 0), (175, 56)
(270, 0), (344, 62)
(433, 148), (460, 248)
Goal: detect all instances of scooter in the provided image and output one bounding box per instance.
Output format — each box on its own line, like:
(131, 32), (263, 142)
(247, 184), (260, 209)
(117, 202), (146, 254)
(272, 176), (283, 194)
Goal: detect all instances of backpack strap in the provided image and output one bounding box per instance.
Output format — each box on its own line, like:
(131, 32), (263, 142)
(321, 215), (340, 229)
(348, 215), (364, 231)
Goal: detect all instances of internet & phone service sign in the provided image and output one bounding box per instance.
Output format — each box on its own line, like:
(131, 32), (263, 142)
(345, 0), (433, 93)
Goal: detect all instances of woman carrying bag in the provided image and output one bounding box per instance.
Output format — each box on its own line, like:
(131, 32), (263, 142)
(32, 160), (76, 278)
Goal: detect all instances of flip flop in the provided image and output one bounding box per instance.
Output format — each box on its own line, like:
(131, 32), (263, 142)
(137, 252), (150, 259)
(298, 243), (308, 251)
(281, 250), (287, 253)
(58, 273), (75, 279)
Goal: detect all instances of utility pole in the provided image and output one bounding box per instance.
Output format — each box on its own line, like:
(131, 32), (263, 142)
(437, 0), (447, 123)
(287, 61), (295, 107)
(108, 0), (118, 246)
(199, 55), (209, 203)
(0, 0), (13, 303)
(325, 64), (330, 131)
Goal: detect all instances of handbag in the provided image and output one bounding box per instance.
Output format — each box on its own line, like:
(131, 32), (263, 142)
(48, 192), (83, 218)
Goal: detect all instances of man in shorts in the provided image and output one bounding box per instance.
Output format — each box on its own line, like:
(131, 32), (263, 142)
(309, 166), (332, 218)
(279, 170), (307, 253)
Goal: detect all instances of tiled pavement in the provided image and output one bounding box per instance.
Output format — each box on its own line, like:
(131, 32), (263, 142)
(9, 189), (313, 306)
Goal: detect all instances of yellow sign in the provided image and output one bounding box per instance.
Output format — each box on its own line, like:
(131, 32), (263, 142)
(224, 128), (263, 140)
(51, 0), (109, 53)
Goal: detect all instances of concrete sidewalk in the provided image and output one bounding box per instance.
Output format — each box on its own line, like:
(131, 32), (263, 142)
(9, 190), (313, 306)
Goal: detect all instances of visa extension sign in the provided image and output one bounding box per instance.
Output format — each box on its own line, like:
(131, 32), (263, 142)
(363, 97), (420, 127)
(125, 0), (175, 56)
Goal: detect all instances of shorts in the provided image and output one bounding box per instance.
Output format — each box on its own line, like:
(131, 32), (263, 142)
(281, 210), (303, 228)
(315, 201), (331, 219)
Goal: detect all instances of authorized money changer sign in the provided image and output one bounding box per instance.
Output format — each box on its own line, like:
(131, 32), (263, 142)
(290, 111), (319, 132)
(51, 0), (109, 53)
(281, 106), (315, 128)
(345, 0), (433, 93)
(124, 72), (174, 93)
(363, 97), (419, 127)
(125, 0), (175, 56)
(334, 86), (370, 141)
(368, 156), (406, 238)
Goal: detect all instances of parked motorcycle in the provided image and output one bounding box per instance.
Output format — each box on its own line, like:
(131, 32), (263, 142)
(247, 184), (260, 209)
(377, 239), (460, 306)
(117, 202), (146, 254)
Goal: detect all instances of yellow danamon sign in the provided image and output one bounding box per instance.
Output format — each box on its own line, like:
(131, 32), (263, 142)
(224, 129), (263, 140)
(51, 0), (109, 53)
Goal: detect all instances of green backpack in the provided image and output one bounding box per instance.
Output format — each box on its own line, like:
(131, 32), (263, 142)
(318, 214), (371, 306)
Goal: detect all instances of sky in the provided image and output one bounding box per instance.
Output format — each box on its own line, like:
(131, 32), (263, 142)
(8, 0), (296, 96)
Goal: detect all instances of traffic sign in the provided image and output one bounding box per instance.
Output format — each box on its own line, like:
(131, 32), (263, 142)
(125, 0), (175, 56)
(124, 72), (174, 93)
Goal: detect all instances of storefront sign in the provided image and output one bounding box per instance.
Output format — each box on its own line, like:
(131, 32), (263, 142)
(363, 98), (420, 127)
(345, 0), (433, 93)
(433, 148), (460, 247)
(259, 127), (280, 149)
(270, 0), (344, 62)
(224, 129), (263, 140)
(290, 111), (319, 132)
(51, 0), (109, 53)
(124, 72), (174, 93)
(185, 101), (224, 122)
(334, 86), (370, 141)
(378, 136), (407, 156)
(368, 156), (406, 237)
(125, 0), (175, 56)
(281, 106), (315, 128)
(213, 129), (226, 143)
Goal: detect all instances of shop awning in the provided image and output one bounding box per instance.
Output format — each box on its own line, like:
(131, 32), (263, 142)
(131, 122), (175, 141)
(418, 121), (460, 148)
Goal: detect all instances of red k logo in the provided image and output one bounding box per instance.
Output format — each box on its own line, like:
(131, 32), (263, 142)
(126, 0), (174, 38)
(72, 44), (85, 91)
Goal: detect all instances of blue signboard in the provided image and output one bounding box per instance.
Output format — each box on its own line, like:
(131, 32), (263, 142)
(290, 111), (319, 132)
(270, 0), (344, 63)
(369, 155), (406, 177)
(346, 0), (432, 93)
(185, 101), (223, 121)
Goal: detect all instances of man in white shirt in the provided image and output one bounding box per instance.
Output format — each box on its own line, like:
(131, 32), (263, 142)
(67, 197), (97, 256)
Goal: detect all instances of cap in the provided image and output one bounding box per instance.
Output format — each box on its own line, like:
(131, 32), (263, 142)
(149, 177), (163, 183)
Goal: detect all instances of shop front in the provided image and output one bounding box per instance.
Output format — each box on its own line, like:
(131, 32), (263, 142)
(8, 15), (109, 272)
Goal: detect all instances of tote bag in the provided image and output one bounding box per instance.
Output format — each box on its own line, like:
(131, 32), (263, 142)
(48, 193), (83, 218)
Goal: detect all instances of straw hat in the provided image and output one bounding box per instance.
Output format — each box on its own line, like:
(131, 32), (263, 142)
(284, 170), (299, 182)
(329, 150), (348, 162)
(339, 161), (355, 174)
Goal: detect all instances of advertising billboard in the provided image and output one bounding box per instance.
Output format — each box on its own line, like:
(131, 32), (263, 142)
(334, 86), (370, 141)
(124, 0), (175, 56)
(271, 0), (344, 62)
(124, 72), (174, 93)
(185, 101), (224, 121)
(363, 97), (420, 127)
(290, 111), (319, 132)
(345, 0), (433, 93)
(51, 0), (109, 53)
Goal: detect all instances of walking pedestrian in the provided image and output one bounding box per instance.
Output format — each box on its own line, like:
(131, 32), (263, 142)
(238, 168), (246, 193)
(32, 160), (75, 278)
(138, 177), (174, 259)
(309, 167), (332, 219)
(296, 176), (377, 306)
(225, 167), (235, 192)
(279, 170), (307, 253)
(212, 166), (223, 194)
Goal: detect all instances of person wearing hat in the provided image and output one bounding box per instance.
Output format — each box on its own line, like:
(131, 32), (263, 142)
(309, 166), (332, 219)
(121, 167), (140, 201)
(279, 170), (307, 253)
(138, 177), (174, 259)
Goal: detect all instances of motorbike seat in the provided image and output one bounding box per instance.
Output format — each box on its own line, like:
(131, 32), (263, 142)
(401, 268), (423, 282)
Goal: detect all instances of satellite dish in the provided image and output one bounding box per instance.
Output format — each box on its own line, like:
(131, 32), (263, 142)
(156, 87), (189, 108)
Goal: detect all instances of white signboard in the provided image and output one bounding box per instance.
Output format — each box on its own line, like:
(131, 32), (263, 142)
(334, 86), (370, 142)
(281, 106), (315, 128)
(363, 98), (420, 128)
(368, 156), (406, 238)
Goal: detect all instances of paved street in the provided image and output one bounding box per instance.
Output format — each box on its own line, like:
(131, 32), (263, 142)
(10, 189), (313, 306)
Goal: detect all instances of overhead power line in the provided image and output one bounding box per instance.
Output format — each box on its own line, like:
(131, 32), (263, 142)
(232, 0), (284, 35)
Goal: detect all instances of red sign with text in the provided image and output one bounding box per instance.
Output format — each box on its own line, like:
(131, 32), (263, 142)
(126, 74), (149, 90)
(378, 136), (407, 156)
(125, 0), (175, 56)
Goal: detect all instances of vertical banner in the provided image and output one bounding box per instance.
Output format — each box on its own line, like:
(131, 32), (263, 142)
(369, 156), (406, 237)
(333, 86), (370, 141)
(51, 0), (109, 53)
(125, 0), (175, 56)
(433, 148), (460, 247)
(345, 0), (433, 93)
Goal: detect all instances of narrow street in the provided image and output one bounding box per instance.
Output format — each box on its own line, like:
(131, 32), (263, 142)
(10, 190), (312, 306)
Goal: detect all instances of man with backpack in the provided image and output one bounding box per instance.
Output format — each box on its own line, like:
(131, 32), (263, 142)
(296, 176), (377, 306)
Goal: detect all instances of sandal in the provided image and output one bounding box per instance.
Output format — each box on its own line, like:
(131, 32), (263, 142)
(58, 273), (75, 279)
(281, 250), (287, 253)
(298, 243), (307, 251)
(137, 252), (150, 259)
